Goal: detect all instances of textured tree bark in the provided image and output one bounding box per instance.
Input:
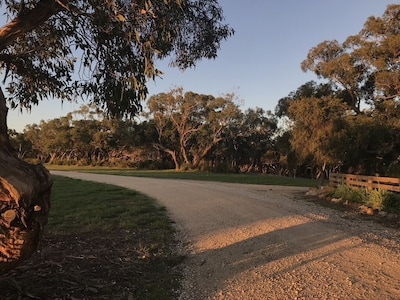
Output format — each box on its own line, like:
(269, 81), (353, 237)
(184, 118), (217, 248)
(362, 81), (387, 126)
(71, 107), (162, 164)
(0, 89), (52, 275)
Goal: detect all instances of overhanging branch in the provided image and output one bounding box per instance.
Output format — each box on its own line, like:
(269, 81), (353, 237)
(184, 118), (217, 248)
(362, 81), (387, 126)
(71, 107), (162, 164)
(0, 0), (69, 52)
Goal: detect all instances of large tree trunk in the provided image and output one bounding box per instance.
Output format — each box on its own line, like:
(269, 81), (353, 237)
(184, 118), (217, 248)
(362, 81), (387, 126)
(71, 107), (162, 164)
(153, 143), (181, 171)
(0, 89), (52, 275)
(165, 149), (180, 171)
(191, 138), (222, 170)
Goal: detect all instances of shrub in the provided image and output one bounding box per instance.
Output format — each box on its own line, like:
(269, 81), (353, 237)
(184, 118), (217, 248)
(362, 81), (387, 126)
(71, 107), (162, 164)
(382, 192), (400, 214)
(365, 189), (389, 211)
(365, 190), (400, 213)
(332, 185), (400, 213)
(332, 185), (367, 204)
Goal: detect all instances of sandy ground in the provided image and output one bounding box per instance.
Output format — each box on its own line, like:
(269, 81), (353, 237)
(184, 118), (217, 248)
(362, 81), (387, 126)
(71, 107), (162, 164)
(51, 171), (400, 300)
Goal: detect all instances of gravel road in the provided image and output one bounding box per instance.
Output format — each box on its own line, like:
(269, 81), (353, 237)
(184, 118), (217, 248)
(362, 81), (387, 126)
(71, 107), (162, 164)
(51, 171), (400, 300)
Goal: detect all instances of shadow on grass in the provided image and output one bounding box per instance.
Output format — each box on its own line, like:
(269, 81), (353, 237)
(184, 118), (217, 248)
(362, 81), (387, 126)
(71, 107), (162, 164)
(0, 229), (184, 300)
(0, 176), (184, 300)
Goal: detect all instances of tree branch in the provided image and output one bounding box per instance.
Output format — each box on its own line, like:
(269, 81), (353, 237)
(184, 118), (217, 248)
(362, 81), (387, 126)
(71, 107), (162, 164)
(0, 87), (13, 152)
(0, 0), (68, 52)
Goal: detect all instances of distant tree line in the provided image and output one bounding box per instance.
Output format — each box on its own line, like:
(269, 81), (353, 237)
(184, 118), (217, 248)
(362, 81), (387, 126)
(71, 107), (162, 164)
(9, 4), (400, 178)
(10, 83), (400, 178)
(10, 91), (282, 174)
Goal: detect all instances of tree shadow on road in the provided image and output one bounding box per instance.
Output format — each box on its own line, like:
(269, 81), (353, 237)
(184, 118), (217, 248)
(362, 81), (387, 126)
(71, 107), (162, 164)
(181, 219), (361, 299)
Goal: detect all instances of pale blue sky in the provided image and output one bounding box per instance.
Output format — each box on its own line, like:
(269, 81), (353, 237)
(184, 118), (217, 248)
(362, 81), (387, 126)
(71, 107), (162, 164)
(7, 1), (396, 132)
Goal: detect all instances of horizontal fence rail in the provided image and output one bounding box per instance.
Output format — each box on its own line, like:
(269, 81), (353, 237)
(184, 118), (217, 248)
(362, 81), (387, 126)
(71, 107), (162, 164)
(330, 173), (400, 193)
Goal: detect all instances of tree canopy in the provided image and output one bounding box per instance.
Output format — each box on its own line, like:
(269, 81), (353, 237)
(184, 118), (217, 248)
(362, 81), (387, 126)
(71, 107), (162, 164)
(284, 4), (400, 177)
(0, 0), (234, 118)
(301, 5), (400, 115)
(147, 88), (242, 170)
(288, 97), (348, 178)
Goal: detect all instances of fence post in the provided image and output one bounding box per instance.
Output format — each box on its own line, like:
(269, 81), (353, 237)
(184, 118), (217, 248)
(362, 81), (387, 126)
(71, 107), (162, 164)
(367, 178), (373, 191)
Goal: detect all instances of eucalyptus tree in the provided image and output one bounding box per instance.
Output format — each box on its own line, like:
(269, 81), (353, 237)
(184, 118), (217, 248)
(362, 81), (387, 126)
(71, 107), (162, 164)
(0, 0), (233, 274)
(289, 4), (400, 177)
(344, 5), (400, 174)
(275, 81), (337, 117)
(147, 88), (241, 170)
(338, 99), (400, 175)
(274, 131), (299, 177)
(340, 113), (396, 175)
(348, 4), (400, 101)
(229, 107), (277, 173)
(301, 40), (373, 114)
(31, 116), (73, 163)
(8, 129), (33, 159)
(301, 4), (400, 114)
(288, 97), (349, 180)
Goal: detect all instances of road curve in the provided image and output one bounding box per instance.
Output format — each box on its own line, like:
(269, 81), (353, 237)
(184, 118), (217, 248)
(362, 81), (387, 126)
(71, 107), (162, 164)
(51, 171), (400, 300)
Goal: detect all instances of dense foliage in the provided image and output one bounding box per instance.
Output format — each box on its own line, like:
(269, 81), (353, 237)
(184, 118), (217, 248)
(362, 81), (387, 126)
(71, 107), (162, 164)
(0, 0), (234, 117)
(277, 4), (400, 177)
(13, 99), (281, 173)
(147, 88), (243, 170)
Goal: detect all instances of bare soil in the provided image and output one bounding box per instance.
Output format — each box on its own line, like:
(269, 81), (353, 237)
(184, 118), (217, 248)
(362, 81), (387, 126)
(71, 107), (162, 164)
(8, 172), (400, 299)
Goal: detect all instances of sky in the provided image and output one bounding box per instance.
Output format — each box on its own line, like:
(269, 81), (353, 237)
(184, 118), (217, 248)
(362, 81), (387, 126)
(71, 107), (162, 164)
(7, 0), (397, 132)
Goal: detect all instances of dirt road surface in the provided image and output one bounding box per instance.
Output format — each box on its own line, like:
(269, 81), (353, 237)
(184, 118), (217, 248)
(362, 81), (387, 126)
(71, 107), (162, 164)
(51, 171), (400, 300)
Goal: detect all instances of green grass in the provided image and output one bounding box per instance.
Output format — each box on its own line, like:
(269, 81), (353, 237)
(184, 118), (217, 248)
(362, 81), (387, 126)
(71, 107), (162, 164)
(3, 176), (182, 300)
(46, 165), (318, 188)
(49, 176), (171, 234)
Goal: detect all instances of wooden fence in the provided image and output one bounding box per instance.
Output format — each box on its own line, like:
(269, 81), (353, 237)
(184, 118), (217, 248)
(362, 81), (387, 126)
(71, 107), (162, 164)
(330, 173), (400, 193)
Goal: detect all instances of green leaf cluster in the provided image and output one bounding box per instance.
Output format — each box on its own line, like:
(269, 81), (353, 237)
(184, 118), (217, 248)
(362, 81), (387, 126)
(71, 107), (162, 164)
(0, 0), (234, 118)
(276, 5), (400, 177)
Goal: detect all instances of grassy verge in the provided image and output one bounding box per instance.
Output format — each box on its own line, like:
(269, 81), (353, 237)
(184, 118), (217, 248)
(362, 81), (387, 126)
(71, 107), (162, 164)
(1, 176), (182, 300)
(46, 165), (319, 188)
